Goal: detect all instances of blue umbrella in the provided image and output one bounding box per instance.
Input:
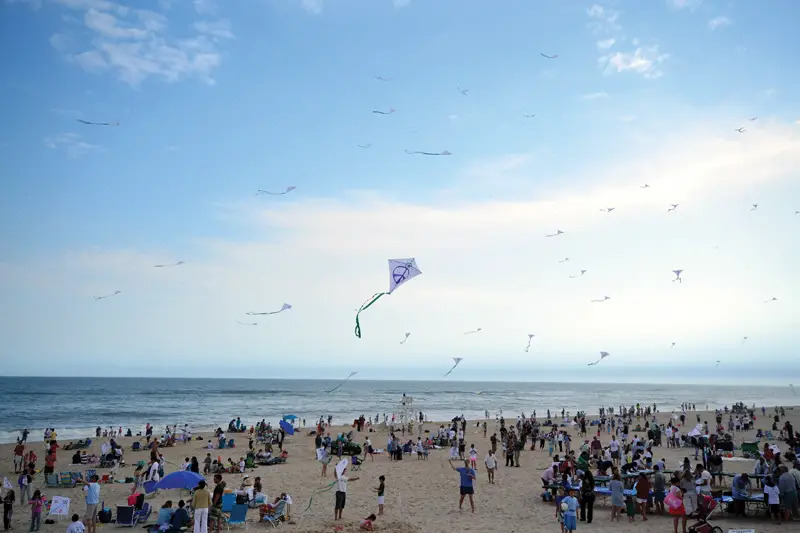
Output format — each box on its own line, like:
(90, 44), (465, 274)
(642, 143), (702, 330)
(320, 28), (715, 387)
(282, 414), (298, 420)
(147, 471), (205, 494)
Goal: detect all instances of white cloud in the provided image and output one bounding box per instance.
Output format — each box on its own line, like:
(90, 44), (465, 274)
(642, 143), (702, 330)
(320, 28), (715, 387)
(597, 38), (615, 49)
(46, 0), (232, 86)
(582, 91), (609, 100)
(667, 0), (702, 10)
(299, 0), (322, 15)
(192, 0), (216, 15)
(586, 4), (621, 35)
(393, 0), (410, 7)
(708, 16), (731, 30)
(599, 45), (669, 79)
(42, 132), (99, 158)
(586, 4), (604, 18)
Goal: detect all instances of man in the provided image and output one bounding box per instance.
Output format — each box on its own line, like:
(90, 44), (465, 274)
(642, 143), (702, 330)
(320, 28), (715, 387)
(777, 466), (800, 520)
(731, 473), (751, 516)
(449, 458), (476, 513)
(652, 465), (666, 515)
(13, 442), (24, 474)
(695, 464), (712, 496)
(484, 450), (497, 484)
(609, 436), (620, 466)
(192, 481), (211, 533)
(78, 475), (100, 533)
(44, 451), (56, 476)
(489, 433), (497, 454)
(210, 474), (226, 533)
(334, 466), (359, 520)
(636, 472), (651, 520)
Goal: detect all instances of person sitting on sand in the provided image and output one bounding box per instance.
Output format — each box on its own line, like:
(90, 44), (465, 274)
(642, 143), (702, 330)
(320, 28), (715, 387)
(359, 513), (377, 531)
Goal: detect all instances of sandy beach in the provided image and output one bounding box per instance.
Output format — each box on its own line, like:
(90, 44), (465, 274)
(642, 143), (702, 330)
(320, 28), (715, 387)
(2, 408), (798, 533)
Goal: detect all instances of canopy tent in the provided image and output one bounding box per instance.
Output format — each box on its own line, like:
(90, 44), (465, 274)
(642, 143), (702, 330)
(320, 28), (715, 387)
(144, 471), (204, 494)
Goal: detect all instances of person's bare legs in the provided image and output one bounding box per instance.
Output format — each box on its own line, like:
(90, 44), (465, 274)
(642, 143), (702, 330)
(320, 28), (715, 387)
(467, 494), (475, 513)
(458, 494), (465, 510)
(640, 501), (648, 520)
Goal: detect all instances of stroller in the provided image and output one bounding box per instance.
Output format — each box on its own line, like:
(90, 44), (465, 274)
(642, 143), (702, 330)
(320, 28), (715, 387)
(688, 494), (721, 533)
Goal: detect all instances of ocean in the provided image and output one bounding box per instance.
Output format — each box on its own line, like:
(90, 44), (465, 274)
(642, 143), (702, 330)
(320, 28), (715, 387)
(0, 377), (796, 443)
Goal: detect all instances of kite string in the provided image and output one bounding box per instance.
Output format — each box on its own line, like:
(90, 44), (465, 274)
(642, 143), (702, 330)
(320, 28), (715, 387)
(354, 292), (387, 338)
(303, 481), (337, 512)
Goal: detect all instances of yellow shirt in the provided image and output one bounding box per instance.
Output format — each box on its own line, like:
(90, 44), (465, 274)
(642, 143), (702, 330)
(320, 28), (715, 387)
(193, 488), (212, 509)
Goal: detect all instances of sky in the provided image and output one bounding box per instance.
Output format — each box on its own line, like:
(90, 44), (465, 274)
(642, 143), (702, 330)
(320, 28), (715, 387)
(1, 0), (799, 383)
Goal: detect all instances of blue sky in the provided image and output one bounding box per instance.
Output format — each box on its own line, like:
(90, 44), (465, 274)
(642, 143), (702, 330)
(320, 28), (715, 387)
(1, 0), (799, 383)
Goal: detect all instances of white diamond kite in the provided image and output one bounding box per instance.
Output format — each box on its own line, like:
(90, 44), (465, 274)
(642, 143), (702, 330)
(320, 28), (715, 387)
(525, 334), (535, 352)
(354, 258), (422, 338)
(587, 351), (610, 366)
(247, 303), (292, 316)
(444, 357), (463, 377)
(326, 371), (358, 393)
(400, 332), (411, 344)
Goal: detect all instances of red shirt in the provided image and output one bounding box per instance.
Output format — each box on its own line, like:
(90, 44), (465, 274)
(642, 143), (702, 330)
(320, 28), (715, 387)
(45, 454), (56, 468)
(14, 444), (24, 457)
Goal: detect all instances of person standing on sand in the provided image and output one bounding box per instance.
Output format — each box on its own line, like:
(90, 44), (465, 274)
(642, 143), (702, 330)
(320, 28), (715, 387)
(484, 450), (497, 484)
(334, 466), (359, 520)
(76, 475), (99, 533)
(449, 458), (476, 513)
(191, 480), (211, 533)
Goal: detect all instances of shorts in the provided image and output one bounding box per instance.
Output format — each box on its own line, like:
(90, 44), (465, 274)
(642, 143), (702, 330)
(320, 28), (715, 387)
(770, 503), (781, 515)
(44, 466), (54, 474)
(564, 514), (577, 531)
(84, 504), (98, 520)
(460, 486), (474, 495)
(653, 490), (665, 503)
(334, 491), (346, 510)
(636, 498), (647, 504)
(377, 496), (384, 505)
(683, 493), (697, 515)
(611, 451), (619, 459)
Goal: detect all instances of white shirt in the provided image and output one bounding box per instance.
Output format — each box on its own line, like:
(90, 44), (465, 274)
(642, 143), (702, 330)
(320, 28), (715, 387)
(149, 461), (160, 482)
(609, 440), (619, 452)
(484, 454), (497, 468)
(67, 521), (86, 533)
(764, 484), (780, 505)
(336, 476), (348, 493)
(696, 470), (712, 493)
(469, 449), (477, 459)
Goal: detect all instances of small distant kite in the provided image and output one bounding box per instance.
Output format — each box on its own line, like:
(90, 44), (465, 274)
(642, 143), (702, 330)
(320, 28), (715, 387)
(444, 357), (463, 377)
(458, 87), (469, 96)
(600, 207), (616, 213)
(570, 270), (587, 278)
(523, 114), (536, 118)
(672, 270), (683, 283)
(326, 371), (358, 393)
(236, 321), (258, 326)
(372, 108), (396, 115)
(764, 297), (778, 303)
(94, 290), (121, 300)
(735, 128), (745, 134)
(742, 336), (748, 344)
(257, 187), (296, 195)
(671, 342), (676, 348)
(154, 261), (185, 268)
(247, 303), (292, 316)
(749, 117), (758, 121)
(524, 334), (535, 353)
(354, 258), (422, 338)
(640, 184), (650, 189)
(587, 351), (610, 366)
(545, 229), (564, 238)
(375, 76), (392, 81)
(540, 53), (558, 59)
(715, 360), (720, 367)
(400, 332), (411, 344)
(464, 328), (482, 335)
(77, 119), (119, 126)
(357, 144), (372, 149)
(405, 150), (452, 156)
(668, 204), (679, 212)
(751, 204), (758, 211)
(558, 257), (570, 263)
(590, 296), (611, 302)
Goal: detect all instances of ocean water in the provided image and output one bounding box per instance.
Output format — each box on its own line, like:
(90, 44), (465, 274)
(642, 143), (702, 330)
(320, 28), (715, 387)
(0, 377), (796, 443)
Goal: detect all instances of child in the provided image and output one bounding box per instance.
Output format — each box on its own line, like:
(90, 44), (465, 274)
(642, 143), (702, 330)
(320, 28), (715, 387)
(66, 514), (85, 533)
(763, 475), (781, 524)
(468, 445), (478, 469)
(203, 453), (212, 474)
(555, 487), (566, 533)
(562, 488), (579, 532)
(548, 436), (555, 457)
(29, 490), (44, 532)
(374, 475), (385, 515)
(625, 495), (636, 523)
(359, 513), (377, 531)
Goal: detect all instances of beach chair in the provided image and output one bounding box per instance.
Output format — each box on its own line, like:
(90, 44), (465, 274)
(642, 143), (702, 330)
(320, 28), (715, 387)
(131, 442), (140, 451)
(115, 505), (136, 527)
(221, 492), (236, 513)
(261, 500), (286, 528)
(101, 474), (111, 484)
(133, 502), (151, 524)
(244, 457), (255, 470)
(351, 455), (362, 471)
(59, 472), (74, 487)
(45, 473), (59, 487)
(85, 469), (97, 480)
(225, 504), (248, 530)
(227, 439), (235, 448)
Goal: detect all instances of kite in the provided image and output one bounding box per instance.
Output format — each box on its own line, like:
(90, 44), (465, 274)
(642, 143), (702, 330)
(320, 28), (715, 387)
(77, 119), (119, 126)
(570, 270), (587, 278)
(154, 261), (185, 268)
(357, 143), (372, 149)
(671, 342), (676, 348)
(742, 336), (748, 344)
(444, 357), (463, 377)
(354, 258), (422, 338)
(236, 321), (258, 326)
(372, 108), (396, 115)
(405, 150), (452, 156)
(524, 334), (535, 353)
(326, 372), (358, 393)
(600, 207), (616, 213)
(558, 257), (570, 263)
(587, 351), (610, 366)
(672, 269), (683, 283)
(247, 303), (292, 316)
(668, 204), (679, 212)
(735, 128), (745, 133)
(458, 87), (469, 96)
(590, 296), (611, 302)
(94, 290), (121, 300)
(400, 332), (411, 344)
(464, 328), (482, 335)
(545, 229), (564, 237)
(256, 186), (296, 196)
(795, 211), (799, 215)
(749, 117), (758, 121)
(751, 204), (759, 211)
(540, 53), (558, 59)
(764, 297), (778, 303)
(640, 184), (650, 189)
(375, 76), (392, 81)
(715, 360), (720, 367)
(523, 114), (536, 118)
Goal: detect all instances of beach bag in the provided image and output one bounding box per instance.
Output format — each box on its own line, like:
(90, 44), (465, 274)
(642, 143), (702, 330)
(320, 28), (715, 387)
(541, 491), (553, 502)
(98, 502), (112, 524)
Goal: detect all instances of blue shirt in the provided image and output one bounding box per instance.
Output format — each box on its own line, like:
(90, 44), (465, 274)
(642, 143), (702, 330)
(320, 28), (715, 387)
(456, 467), (475, 488)
(563, 496), (578, 517)
(85, 483), (100, 505)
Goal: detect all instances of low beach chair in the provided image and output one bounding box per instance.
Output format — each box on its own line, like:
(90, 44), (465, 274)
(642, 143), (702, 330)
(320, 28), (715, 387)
(59, 472), (73, 487)
(225, 504), (248, 530)
(350, 456), (362, 471)
(221, 492), (236, 513)
(261, 500), (286, 528)
(131, 442), (141, 451)
(133, 502), (151, 524)
(85, 469), (97, 480)
(244, 457), (255, 470)
(115, 505), (136, 527)
(45, 473), (59, 487)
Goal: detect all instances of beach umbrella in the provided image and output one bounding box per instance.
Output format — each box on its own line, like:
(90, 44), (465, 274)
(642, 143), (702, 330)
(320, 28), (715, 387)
(279, 419), (295, 435)
(147, 471), (204, 494)
(282, 414), (298, 421)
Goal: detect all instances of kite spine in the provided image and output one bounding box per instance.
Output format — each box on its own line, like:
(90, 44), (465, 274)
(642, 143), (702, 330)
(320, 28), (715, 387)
(354, 292), (387, 338)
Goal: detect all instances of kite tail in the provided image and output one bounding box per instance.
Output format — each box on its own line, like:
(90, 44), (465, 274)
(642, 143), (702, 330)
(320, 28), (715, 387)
(354, 292), (387, 338)
(303, 481), (337, 512)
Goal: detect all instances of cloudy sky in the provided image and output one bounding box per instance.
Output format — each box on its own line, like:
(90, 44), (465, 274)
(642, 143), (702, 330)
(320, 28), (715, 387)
(1, 0), (798, 383)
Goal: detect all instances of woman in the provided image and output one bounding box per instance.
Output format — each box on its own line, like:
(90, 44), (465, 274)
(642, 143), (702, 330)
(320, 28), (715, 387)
(156, 501), (173, 526)
(579, 470), (595, 523)
(666, 476), (687, 533)
(190, 457), (200, 474)
(609, 472), (624, 522)
(679, 469), (697, 517)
